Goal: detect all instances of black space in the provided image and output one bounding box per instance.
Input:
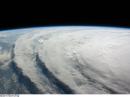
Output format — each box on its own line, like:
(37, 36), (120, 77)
(0, 7), (130, 30)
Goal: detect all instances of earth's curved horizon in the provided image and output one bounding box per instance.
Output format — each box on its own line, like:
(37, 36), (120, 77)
(0, 26), (130, 94)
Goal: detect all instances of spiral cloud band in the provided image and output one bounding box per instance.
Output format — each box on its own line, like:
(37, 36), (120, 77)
(0, 26), (130, 94)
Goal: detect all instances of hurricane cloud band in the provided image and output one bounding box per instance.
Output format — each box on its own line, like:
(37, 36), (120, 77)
(0, 26), (130, 94)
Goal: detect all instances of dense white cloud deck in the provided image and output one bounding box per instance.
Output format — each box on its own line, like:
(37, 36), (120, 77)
(0, 26), (130, 94)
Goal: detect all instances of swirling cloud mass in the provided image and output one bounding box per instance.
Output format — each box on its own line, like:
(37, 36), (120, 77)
(0, 26), (130, 94)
